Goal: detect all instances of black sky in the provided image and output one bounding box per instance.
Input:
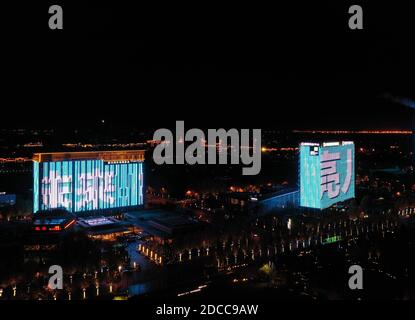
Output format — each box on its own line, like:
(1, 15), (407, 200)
(2, 1), (415, 130)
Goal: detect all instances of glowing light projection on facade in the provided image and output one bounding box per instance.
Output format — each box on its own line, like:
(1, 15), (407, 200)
(33, 151), (144, 213)
(300, 141), (354, 210)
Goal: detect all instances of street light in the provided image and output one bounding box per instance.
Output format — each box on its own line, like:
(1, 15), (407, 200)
(118, 265), (122, 273)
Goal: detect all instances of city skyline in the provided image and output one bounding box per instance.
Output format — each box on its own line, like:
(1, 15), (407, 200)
(2, 2), (415, 316)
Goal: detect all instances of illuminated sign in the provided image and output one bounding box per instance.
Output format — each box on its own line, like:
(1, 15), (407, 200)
(33, 153), (144, 213)
(33, 218), (76, 232)
(300, 142), (355, 209)
(322, 235), (342, 244)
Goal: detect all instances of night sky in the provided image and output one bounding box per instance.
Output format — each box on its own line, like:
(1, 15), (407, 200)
(2, 2), (415, 130)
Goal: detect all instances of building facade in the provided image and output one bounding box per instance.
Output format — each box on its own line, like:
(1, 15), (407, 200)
(33, 150), (144, 214)
(300, 141), (355, 210)
(259, 189), (300, 213)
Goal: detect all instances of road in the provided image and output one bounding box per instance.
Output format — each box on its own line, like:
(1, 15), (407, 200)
(126, 240), (154, 272)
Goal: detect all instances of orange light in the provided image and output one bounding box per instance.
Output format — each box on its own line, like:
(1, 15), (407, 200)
(64, 219), (76, 229)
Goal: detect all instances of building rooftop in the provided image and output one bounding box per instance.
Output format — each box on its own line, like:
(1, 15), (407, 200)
(124, 209), (203, 239)
(77, 216), (133, 236)
(150, 216), (199, 229)
(77, 216), (121, 229)
(300, 141), (354, 147)
(260, 187), (299, 201)
(33, 150), (145, 163)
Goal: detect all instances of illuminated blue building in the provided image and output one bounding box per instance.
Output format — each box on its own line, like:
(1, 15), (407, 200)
(259, 188), (299, 213)
(300, 142), (355, 210)
(33, 151), (145, 214)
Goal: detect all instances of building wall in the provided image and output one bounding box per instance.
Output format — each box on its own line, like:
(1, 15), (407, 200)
(300, 142), (355, 209)
(259, 190), (300, 213)
(300, 144), (321, 209)
(0, 193), (16, 207)
(33, 160), (143, 213)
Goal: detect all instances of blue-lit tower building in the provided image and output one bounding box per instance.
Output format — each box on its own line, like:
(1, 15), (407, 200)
(33, 150), (145, 214)
(299, 141), (355, 210)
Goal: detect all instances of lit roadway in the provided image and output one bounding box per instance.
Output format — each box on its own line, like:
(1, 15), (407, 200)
(126, 240), (153, 272)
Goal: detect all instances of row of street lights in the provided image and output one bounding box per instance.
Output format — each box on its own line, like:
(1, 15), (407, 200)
(138, 244), (163, 264)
